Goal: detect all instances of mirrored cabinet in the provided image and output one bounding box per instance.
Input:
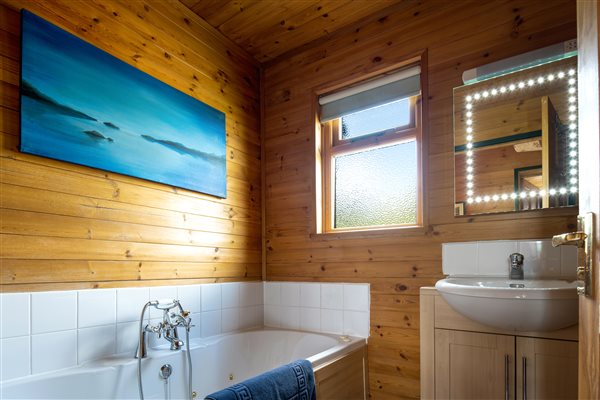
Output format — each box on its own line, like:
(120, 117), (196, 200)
(453, 56), (578, 216)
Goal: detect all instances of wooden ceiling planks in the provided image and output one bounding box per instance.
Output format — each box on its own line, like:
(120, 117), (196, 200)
(182, 0), (404, 62)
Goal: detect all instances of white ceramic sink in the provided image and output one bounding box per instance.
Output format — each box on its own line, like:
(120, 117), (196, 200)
(435, 278), (578, 331)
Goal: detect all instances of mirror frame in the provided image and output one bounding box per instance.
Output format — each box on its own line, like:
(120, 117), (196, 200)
(453, 56), (578, 214)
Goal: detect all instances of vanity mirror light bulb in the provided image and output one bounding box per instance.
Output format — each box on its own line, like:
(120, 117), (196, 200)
(466, 150), (473, 157)
(568, 69), (575, 76)
(529, 191), (537, 198)
(466, 182), (473, 188)
(570, 187), (578, 193)
(474, 93), (481, 100)
(519, 192), (527, 198)
(568, 87), (576, 94)
(569, 123), (577, 130)
(466, 119), (472, 125)
(491, 89), (498, 95)
(465, 104), (472, 110)
(510, 193), (518, 199)
(467, 189), (473, 196)
(569, 150), (577, 157)
(466, 111), (472, 117)
(516, 82), (523, 89)
(569, 133), (577, 139)
(569, 141), (577, 148)
(467, 198), (474, 204)
(482, 91), (489, 98)
(539, 190), (546, 196)
(547, 74), (555, 81)
(466, 133), (473, 140)
(466, 166), (473, 172)
(466, 95), (473, 102)
(509, 84), (516, 91)
(569, 96), (576, 103)
(475, 196), (482, 203)
(466, 143), (473, 149)
(549, 188), (557, 196)
(568, 78), (576, 85)
(559, 187), (567, 194)
(527, 79), (535, 86)
(569, 105), (577, 112)
(558, 71), (565, 78)
(466, 159), (473, 165)
(537, 77), (544, 84)
(483, 195), (491, 202)
(570, 168), (577, 175)
(492, 194), (499, 201)
(570, 177), (578, 184)
(466, 174), (473, 180)
(569, 114), (576, 121)
(499, 86), (507, 93)
(570, 159), (577, 166)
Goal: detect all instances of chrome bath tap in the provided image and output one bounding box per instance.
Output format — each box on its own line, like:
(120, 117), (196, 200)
(509, 253), (524, 280)
(135, 300), (192, 358)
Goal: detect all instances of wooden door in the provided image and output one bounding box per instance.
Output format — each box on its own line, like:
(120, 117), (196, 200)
(516, 337), (578, 400)
(435, 329), (515, 399)
(576, 1), (600, 398)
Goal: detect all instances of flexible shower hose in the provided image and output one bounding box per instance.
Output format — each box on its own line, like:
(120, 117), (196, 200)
(137, 303), (193, 400)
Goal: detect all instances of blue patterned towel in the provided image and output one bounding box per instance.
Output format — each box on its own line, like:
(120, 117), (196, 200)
(204, 359), (316, 400)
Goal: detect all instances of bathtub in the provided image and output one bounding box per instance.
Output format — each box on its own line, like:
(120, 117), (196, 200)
(0, 328), (367, 399)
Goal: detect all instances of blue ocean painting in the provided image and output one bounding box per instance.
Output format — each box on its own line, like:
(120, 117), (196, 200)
(20, 10), (227, 198)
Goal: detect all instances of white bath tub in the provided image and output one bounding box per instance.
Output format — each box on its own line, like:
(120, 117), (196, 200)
(0, 328), (365, 399)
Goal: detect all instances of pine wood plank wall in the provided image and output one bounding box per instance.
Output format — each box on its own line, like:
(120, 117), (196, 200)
(0, 0), (262, 292)
(262, 1), (577, 398)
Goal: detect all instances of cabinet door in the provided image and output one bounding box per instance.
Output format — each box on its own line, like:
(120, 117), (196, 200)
(516, 337), (578, 400)
(435, 329), (515, 399)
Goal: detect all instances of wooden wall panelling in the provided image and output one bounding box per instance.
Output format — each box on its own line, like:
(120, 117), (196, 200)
(263, 1), (577, 398)
(183, 0), (408, 62)
(0, 0), (261, 291)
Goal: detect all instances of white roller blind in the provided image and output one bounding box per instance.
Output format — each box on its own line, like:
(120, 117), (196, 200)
(319, 65), (421, 122)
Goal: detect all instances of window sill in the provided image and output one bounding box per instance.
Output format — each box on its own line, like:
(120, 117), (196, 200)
(310, 225), (428, 241)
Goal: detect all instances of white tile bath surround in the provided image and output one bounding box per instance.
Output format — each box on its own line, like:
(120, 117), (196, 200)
(0, 280), (369, 382)
(442, 239), (578, 278)
(263, 282), (370, 338)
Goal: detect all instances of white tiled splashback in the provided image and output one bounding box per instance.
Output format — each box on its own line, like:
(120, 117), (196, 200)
(442, 239), (577, 278)
(0, 280), (369, 382)
(0, 282), (263, 382)
(263, 282), (370, 338)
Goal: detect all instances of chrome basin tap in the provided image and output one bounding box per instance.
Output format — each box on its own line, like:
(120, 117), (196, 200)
(509, 253), (524, 280)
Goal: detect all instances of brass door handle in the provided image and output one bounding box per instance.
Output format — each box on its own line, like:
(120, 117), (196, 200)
(554, 213), (594, 297)
(551, 231), (587, 247)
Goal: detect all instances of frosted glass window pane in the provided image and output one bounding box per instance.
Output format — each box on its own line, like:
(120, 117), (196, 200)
(341, 98), (410, 140)
(334, 140), (417, 228)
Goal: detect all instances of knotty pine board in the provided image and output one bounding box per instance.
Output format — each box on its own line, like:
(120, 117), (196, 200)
(0, 0), (262, 289)
(263, 1), (577, 398)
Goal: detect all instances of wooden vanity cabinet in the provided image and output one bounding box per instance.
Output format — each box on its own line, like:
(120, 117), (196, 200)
(435, 330), (515, 399)
(516, 337), (578, 400)
(421, 288), (578, 400)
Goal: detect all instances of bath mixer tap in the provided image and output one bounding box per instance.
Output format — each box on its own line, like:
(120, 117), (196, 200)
(162, 309), (190, 350)
(509, 253), (524, 280)
(137, 300), (194, 400)
(135, 300), (192, 358)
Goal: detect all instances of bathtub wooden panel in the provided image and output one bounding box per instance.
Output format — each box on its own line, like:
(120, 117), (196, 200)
(262, 1), (577, 398)
(314, 345), (368, 400)
(0, 0), (261, 290)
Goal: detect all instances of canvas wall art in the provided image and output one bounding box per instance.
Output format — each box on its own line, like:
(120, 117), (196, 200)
(20, 10), (227, 198)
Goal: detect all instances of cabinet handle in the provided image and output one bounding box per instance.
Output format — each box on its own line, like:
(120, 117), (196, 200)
(505, 354), (510, 400)
(522, 356), (527, 400)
